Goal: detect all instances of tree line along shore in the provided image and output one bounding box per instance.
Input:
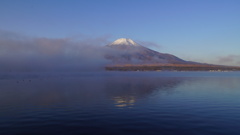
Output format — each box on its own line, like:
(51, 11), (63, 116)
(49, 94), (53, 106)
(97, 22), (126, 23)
(105, 64), (240, 71)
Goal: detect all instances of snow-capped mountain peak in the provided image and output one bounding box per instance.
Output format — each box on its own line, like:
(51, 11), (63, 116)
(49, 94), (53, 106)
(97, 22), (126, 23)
(105, 38), (188, 64)
(109, 38), (139, 46)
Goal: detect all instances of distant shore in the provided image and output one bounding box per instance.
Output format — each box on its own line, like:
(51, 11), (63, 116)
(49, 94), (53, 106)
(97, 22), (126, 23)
(105, 64), (240, 71)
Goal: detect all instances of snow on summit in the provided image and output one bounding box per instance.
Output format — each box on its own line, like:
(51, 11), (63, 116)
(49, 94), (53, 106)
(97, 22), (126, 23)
(109, 38), (139, 46)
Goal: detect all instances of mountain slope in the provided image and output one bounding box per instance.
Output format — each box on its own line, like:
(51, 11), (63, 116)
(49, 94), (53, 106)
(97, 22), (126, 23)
(105, 38), (190, 64)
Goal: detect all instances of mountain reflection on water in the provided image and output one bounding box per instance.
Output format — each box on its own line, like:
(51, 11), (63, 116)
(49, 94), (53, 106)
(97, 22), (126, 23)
(104, 77), (183, 108)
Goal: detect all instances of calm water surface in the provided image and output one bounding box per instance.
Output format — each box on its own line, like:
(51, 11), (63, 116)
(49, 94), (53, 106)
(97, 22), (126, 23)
(0, 71), (240, 135)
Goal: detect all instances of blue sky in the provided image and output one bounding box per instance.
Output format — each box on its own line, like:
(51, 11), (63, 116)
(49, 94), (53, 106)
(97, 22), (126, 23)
(0, 0), (240, 66)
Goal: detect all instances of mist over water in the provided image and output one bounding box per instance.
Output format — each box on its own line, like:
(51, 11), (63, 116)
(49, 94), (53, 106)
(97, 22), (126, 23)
(0, 30), (113, 72)
(0, 72), (240, 135)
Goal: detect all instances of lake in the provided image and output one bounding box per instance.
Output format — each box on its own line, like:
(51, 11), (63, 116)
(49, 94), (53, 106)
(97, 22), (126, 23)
(0, 71), (240, 135)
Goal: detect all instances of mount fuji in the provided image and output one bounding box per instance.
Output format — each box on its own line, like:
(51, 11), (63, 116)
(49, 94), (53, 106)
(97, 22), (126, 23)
(105, 38), (191, 64)
(104, 38), (240, 71)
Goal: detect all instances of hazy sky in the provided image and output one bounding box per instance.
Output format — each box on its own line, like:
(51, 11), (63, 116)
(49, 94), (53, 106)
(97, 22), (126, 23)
(0, 0), (240, 66)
